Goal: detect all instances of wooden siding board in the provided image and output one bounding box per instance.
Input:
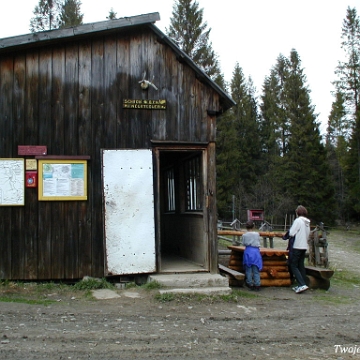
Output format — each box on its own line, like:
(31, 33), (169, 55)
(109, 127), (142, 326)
(208, 142), (217, 273)
(0, 57), (13, 279)
(64, 43), (80, 279)
(104, 35), (117, 148)
(129, 33), (144, 148)
(117, 35), (131, 147)
(142, 32), (153, 148)
(91, 38), (105, 276)
(37, 48), (53, 279)
(78, 40), (93, 277)
(24, 51), (40, 279)
(50, 47), (66, 279)
(153, 38), (168, 140)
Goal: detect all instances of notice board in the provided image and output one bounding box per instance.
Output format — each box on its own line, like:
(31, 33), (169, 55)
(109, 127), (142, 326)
(38, 160), (87, 201)
(0, 158), (25, 206)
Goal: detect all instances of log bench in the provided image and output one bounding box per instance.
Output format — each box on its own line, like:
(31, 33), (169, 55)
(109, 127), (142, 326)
(218, 264), (245, 287)
(305, 265), (334, 290)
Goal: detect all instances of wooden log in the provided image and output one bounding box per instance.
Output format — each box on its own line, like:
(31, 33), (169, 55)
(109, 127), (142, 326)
(260, 278), (292, 287)
(306, 275), (330, 290)
(260, 271), (290, 279)
(262, 265), (288, 272)
(228, 278), (244, 287)
(219, 230), (285, 238)
(218, 250), (232, 255)
(218, 264), (245, 281)
(305, 266), (334, 280)
(229, 259), (243, 267)
(228, 265), (243, 272)
(261, 260), (289, 266)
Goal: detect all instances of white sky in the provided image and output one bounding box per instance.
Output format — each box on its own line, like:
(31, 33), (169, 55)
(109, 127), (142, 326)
(1, 0), (359, 134)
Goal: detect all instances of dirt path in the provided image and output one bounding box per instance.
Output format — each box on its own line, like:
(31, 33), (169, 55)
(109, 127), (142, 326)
(1, 230), (359, 360)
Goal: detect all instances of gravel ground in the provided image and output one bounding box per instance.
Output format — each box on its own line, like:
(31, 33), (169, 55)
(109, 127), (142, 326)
(1, 229), (359, 360)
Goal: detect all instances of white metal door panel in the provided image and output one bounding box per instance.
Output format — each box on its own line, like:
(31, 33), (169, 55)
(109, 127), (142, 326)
(102, 149), (156, 275)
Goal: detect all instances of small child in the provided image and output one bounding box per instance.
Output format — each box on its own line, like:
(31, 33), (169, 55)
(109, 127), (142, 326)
(242, 221), (263, 290)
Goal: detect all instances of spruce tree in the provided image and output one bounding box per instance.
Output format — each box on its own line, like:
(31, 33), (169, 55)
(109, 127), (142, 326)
(326, 91), (348, 221)
(59, 0), (83, 28)
(107, 8), (117, 20)
(332, 6), (360, 219)
(282, 50), (335, 223)
(216, 63), (261, 219)
(166, 0), (222, 83)
(30, 0), (62, 32)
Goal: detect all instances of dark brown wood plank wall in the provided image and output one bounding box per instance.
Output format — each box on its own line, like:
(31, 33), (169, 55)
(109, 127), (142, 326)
(162, 42), (177, 140)
(128, 32), (144, 148)
(50, 47), (66, 279)
(64, 42), (80, 279)
(24, 50), (40, 279)
(12, 54), (26, 279)
(104, 35), (118, 149)
(0, 57), (13, 279)
(116, 33), (130, 147)
(151, 34), (167, 140)
(0, 27), (224, 280)
(91, 37), (105, 276)
(78, 40), (93, 278)
(37, 48), (53, 279)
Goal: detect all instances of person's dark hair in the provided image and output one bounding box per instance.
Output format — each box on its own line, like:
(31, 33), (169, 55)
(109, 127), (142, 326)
(296, 205), (308, 217)
(245, 220), (255, 229)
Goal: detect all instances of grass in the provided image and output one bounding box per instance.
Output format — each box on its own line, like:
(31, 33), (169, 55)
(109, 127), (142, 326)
(72, 277), (115, 290)
(0, 296), (55, 306)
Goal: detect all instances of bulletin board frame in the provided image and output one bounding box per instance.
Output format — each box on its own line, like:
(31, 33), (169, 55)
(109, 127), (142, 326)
(38, 159), (87, 201)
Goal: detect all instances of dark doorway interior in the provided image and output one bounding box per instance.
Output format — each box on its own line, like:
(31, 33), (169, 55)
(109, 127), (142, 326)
(159, 150), (208, 273)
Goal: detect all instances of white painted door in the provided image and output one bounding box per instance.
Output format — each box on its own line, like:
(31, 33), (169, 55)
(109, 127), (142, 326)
(102, 149), (156, 275)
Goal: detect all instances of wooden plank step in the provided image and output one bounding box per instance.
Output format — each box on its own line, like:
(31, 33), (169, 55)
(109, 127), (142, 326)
(305, 265), (334, 279)
(218, 264), (245, 281)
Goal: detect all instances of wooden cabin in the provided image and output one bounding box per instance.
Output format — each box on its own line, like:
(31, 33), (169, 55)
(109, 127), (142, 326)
(0, 13), (234, 281)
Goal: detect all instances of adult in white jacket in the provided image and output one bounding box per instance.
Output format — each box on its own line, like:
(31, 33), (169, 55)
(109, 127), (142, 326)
(289, 205), (310, 294)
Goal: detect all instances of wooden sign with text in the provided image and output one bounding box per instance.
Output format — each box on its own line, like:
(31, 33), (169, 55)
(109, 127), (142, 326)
(18, 145), (47, 156)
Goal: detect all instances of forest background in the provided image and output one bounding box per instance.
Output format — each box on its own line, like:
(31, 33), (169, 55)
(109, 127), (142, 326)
(7, 0), (360, 226)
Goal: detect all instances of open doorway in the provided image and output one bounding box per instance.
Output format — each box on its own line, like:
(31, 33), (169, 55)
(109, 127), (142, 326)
(155, 148), (209, 273)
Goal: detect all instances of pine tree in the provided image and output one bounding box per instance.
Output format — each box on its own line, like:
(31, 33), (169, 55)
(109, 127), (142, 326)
(166, 0), (222, 83)
(59, 0), (83, 28)
(30, 0), (62, 32)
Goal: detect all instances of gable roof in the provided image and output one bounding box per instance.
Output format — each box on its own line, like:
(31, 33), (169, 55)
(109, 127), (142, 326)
(0, 12), (235, 111)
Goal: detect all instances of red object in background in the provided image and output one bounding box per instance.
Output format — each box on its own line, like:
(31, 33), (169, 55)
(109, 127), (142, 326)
(247, 209), (264, 221)
(25, 171), (38, 188)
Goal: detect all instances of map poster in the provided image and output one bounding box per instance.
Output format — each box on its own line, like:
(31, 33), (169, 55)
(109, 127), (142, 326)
(38, 160), (87, 201)
(0, 158), (25, 206)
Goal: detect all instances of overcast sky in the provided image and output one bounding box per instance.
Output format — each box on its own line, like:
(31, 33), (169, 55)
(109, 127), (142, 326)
(1, 0), (359, 134)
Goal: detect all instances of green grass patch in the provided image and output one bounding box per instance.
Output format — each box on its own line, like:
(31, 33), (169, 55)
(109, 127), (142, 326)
(330, 268), (360, 287)
(0, 296), (55, 306)
(141, 280), (163, 290)
(73, 277), (115, 290)
(312, 291), (353, 305)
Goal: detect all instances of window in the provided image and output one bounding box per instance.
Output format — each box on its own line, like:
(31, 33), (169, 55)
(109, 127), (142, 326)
(165, 167), (175, 211)
(184, 156), (202, 211)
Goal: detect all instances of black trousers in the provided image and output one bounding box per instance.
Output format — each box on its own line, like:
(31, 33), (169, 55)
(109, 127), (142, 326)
(290, 249), (307, 287)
